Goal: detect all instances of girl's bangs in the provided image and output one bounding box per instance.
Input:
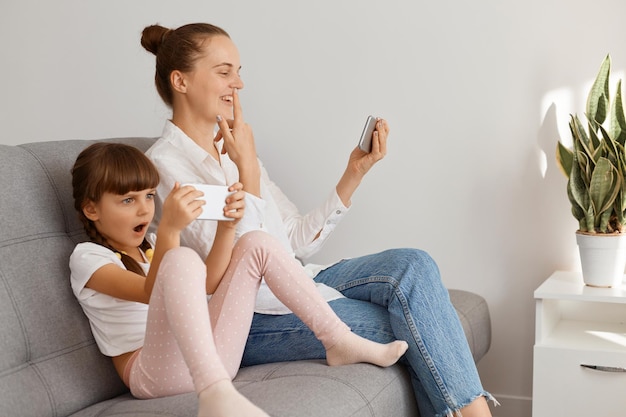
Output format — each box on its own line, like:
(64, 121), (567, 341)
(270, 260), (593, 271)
(102, 148), (160, 195)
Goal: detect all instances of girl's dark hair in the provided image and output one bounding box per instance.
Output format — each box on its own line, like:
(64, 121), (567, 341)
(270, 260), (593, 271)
(71, 142), (160, 276)
(140, 22), (230, 107)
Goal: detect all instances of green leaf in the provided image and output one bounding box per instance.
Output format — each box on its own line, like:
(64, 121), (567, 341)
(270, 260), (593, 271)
(570, 115), (594, 161)
(587, 54), (611, 126)
(588, 119), (602, 151)
(556, 141), (573, 177)
(589, 157), (619, 217)
(569, 150), (592, 230)
(567, 183), (586, 223)
(610, 79), (626, 146)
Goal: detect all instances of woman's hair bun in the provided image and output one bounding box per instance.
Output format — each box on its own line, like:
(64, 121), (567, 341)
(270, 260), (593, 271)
(141, 24), (171, 55)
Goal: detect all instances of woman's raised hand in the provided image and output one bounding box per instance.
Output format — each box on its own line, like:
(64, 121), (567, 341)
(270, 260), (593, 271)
(215, 88), (257, 167)
(349, 118), (389, 176)
(215, 88), (262, 197)
(335, 118), (390, 207)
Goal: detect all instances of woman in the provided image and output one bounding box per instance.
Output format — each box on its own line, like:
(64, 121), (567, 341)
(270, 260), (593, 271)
(141, 22), (495, 417)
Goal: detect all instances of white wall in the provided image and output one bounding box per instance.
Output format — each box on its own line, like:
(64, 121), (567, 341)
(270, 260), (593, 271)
(4, 0), (626, 415)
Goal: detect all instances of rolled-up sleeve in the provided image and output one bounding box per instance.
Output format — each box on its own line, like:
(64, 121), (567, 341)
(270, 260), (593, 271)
(294, 190), (349, 259)
(266, 176), (350, 259)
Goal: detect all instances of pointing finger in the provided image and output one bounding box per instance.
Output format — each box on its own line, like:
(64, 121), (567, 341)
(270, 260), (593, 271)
(232, 87), (244, 126)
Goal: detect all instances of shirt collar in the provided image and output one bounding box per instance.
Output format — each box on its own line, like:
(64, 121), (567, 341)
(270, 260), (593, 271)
(162, 120), (219, 166)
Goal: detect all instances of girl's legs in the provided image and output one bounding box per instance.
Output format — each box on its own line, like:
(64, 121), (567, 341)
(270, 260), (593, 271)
(314, 248), (495, 417)
(130, 234), (407, 415)
(213, 231), (408, 368)
(129, 246), (267, 417)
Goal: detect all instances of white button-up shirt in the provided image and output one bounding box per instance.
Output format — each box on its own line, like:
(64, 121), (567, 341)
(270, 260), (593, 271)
(146, 121), (348, 314)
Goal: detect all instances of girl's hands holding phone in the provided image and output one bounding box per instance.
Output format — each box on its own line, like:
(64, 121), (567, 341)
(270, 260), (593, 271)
(160, 183), (206, 233)
(161, 182), (246, 231)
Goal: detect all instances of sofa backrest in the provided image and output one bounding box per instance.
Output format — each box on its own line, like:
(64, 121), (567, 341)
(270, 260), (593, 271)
(0, 138), (156, 417)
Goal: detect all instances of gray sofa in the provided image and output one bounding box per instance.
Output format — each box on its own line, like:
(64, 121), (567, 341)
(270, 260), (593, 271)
(0, 137), (492, 417)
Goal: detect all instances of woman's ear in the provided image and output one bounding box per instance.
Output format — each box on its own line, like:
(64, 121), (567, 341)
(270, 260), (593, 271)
(170, 70), (187, 94)
(82, 201), (99, 221)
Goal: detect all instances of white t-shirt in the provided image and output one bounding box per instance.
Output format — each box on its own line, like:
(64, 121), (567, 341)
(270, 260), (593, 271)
(69, 242), (149, 357)
(146, 121), (347, 314)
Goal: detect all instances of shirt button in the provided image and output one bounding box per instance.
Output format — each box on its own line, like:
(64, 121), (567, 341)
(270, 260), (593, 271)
(335, 210), (341, 215)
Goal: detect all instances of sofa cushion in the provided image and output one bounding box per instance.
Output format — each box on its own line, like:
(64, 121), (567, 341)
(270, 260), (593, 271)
(68, 360), (418, 417)
(449, 289), (491, 363)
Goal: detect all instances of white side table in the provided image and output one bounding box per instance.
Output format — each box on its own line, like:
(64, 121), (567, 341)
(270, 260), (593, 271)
(532, 271), (626, 416)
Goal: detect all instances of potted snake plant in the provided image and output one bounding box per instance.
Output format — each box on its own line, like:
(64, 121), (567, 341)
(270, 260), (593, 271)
(556, 54), (626, 287)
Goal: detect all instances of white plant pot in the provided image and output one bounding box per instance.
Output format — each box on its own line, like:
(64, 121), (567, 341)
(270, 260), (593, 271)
(576, 231), (626, 287)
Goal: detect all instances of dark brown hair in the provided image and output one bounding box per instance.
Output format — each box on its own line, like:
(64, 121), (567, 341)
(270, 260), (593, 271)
(141, 23), (230, 106)
(71, 142), (159, 275)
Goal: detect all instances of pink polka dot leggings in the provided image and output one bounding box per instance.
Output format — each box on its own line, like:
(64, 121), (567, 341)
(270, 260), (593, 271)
(127, 230), (349, 399)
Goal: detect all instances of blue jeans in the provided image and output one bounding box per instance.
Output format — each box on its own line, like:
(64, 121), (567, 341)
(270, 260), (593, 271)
(241, 248), (492, 417)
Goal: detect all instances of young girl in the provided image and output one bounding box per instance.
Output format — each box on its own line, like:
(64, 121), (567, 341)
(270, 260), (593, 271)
(142, 23), (495, 417)
(69, 142), (408, 417)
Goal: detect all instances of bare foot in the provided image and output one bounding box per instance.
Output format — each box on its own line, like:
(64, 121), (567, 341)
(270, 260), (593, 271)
(198, 380), (269, 417)
(326, 331), (408, 367)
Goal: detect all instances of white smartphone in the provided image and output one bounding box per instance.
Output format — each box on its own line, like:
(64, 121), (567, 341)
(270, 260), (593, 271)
(183, 184), (234, 221)
(357, 115), (378, 153)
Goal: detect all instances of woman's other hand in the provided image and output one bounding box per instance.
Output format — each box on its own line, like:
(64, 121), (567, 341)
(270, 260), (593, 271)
(335, 118), (389, 207)
(349, 118), (389, 176)
(220, 182), (245, 226)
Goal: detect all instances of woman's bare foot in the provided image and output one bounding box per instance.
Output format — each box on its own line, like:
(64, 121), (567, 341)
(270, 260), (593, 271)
(198, 380), (269, 417)
(326, 331), (408, 367)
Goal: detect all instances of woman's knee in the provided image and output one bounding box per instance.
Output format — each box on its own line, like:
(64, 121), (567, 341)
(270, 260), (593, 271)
(379, 248), (438, 270)
(377, 248), (442, 286)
